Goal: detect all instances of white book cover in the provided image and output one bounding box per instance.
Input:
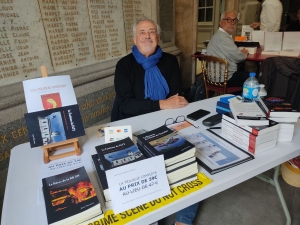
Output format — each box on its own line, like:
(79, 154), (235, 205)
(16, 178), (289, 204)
(282, 32), (300, 51)
(23, 75), (77, 113)
(241, 25), (253, 41)
(264, 32), (282, 51)
(252, 30), (265, 50)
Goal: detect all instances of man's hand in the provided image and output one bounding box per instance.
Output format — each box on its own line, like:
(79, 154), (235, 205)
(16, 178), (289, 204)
(240, 48), (249, 55)
(250, 22), (260, 29)
(159, 94), (189, 110)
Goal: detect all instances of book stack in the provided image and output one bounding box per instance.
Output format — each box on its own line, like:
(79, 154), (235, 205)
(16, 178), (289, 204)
(257, 97), (300, 123)
(216, 95), (240, 114)
(42, 166), (103, 225)
(222, 113), (280, 154)
(278, 123), (295, 142)
(136, 126), (198, 188)
(92, 137), (146, 208)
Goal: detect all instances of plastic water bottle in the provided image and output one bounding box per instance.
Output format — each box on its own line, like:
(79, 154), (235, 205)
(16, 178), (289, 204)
(242, 72), (260, 102)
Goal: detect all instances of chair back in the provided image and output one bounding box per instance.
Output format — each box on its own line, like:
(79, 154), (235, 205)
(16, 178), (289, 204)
(201, 55), (229, 98)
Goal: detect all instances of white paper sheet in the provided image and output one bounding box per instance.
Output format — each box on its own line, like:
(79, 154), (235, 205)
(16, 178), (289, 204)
(106, 155), (170, 214)
(282, 32), (300, 51)
(264, 32), (283, 51)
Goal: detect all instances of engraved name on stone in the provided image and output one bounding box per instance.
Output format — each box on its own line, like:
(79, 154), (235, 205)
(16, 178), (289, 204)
(38, 0), (96, 71)
(122, 0), (152, 53)
(0, 0), (52, 86)
(88, 0), (126, 61)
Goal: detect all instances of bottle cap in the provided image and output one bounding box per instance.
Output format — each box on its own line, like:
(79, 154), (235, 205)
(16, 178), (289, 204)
(249, 72), (256, 77)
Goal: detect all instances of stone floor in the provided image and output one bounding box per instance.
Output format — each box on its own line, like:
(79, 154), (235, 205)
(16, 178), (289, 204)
(158, 169), (300, 225)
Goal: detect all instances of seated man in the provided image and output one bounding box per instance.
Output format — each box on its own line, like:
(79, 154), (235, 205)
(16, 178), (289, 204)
(111, 17), (189, 121)
(111, 17), (198, 225)
(207, 11), (249, 88)
(285, 9), (300, 31)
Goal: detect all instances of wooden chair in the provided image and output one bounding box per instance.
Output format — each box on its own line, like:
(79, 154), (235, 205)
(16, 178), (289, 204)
(201, 55), (242, 98)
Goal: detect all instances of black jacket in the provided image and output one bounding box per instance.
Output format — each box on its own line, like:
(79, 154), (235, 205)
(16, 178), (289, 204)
(258, 56), (300, 110)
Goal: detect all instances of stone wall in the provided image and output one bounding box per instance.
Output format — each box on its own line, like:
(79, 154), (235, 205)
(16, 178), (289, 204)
(0, 0), (181, 218)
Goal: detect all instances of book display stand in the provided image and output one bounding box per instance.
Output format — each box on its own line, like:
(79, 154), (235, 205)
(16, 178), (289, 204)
(40, 66), (82, 163)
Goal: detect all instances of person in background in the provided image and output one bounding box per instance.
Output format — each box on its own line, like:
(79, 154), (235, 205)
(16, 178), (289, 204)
(111, 17), (188, 121)
(285, 9), (300, 31)
(111, 17), (198, 225)
(250, 0), (283, 32)
(207, 11), (249, 88)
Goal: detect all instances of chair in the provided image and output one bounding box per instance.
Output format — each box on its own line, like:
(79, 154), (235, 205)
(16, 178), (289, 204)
(201, 55), (242, 98)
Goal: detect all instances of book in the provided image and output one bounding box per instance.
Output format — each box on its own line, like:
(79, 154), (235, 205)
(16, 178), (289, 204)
(22, 75), (77, 113)
(269, 117), (298, 123)
(95, 137), (145, 171)
(222, 112), (279, 136)
(220, 96), (238, 104)
(221, 120), (278, 154)
(91, 154), (109, 200)
(257, 97), (300, 118)
(136, 126), (196, 166)
(190, 129), (254, 174)
(261, 50), (280, 55)
(216, 101), (231, 113)
(239, 47), (257, 54)
(42, 166), (102, 225)
(222, 119), (278, 145)
(24, 104), (85, 148)
(279, 50), (299, 57)
(229, 101), (268, 126)
(221, 129), (277, 154)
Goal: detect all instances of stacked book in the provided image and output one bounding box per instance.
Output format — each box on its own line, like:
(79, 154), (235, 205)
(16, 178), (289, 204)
(256, 97), (299, 142)
(215, 95), (238, 114)
(257, 97), (300, 123)
(278, 123), (295, 142)
(92, 137), (146, 208)
(42, 166), (103, 225)
(136, 126), (198, 189)
(222, 113), (280, 154)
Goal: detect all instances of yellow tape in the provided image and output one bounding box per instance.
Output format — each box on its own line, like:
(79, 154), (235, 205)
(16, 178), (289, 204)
(84, 173), (212, 225)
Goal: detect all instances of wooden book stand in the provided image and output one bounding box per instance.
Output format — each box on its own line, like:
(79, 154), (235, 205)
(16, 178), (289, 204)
(40, 66), (82, 163)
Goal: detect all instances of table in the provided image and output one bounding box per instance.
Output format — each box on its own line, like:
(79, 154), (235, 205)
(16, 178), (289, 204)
(2, 95), (300, 225)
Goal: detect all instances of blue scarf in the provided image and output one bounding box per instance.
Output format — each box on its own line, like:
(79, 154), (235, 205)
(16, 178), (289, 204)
(132, 45), (170, 100)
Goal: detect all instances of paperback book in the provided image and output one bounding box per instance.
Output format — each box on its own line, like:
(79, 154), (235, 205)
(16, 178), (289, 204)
(136, 126), (196, 166)
(184, 129), (254, 174)
(91, 154), (109, 199)
(222, 112), (279, 136)
(24, 104), (85, 148)
(229, 101), (268, 126)
(257, 97), (300, 118)
(42, 166), (102, 225)
(95, 137), (145, 171)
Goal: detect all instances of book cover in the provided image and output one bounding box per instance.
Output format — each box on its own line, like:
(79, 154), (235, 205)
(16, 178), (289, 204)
(42, 166), (101, 225)
(95, 137), (145, 171)
(24, 104), (85, 148)
(222, 112), (279, 136)
(23, 75), (77, 113)
(257, 97), (300, 118)
(136, 126), (195, 165)
(229, 101), (268, 126)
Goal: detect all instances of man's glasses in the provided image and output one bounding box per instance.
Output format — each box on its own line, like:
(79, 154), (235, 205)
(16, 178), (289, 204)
(165, 116), (199, 128)
(222, 18), (238, 23)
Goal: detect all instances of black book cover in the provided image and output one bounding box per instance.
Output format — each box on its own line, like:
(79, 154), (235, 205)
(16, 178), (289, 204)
(24, 104), (85, 148)
(257, 97), (300, 117)
(42, 166), (100, 225)
(91, 154), (108, 191)
(95, 137), (145, 171)
(136, 126), (195, 161)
